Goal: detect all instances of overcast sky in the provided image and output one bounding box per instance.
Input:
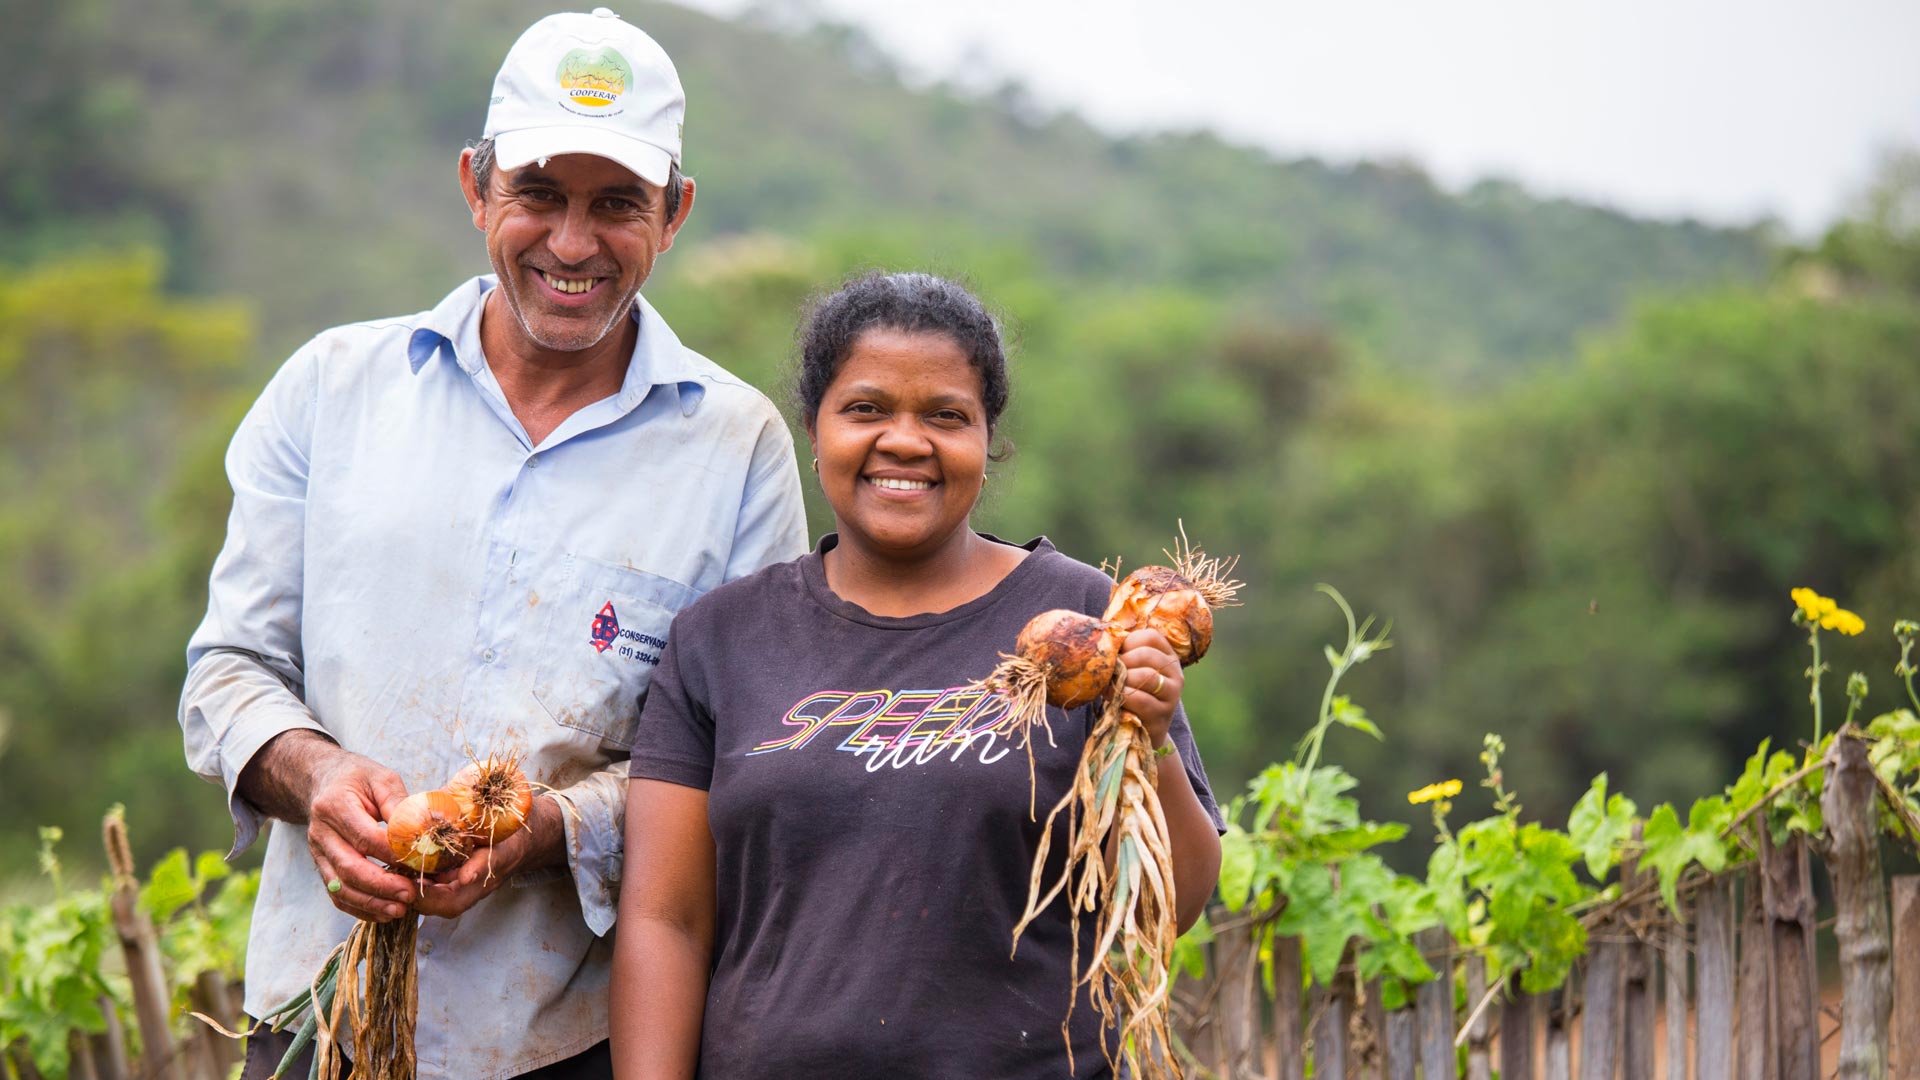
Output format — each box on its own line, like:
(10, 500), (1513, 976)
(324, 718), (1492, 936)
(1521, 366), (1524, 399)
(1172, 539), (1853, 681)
(676, 0), (1920, 234)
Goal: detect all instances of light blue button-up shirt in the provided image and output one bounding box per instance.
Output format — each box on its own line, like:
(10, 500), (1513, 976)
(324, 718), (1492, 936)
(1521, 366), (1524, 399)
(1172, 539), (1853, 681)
(179, 276), (808, 1079)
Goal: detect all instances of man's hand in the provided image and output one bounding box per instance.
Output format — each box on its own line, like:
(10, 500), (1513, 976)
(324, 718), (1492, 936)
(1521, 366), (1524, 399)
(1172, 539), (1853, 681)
(412, 794), (568, 919)
(239, 730), (417, 922)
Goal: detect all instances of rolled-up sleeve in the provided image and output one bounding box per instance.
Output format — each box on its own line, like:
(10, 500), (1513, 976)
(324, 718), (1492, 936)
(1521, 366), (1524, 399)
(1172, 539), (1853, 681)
(548, 762), (629, 936)
(179, 342), (330, 857)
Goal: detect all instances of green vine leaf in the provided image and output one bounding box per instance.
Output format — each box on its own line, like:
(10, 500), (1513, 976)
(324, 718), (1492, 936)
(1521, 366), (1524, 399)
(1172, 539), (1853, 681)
(1640, 800), (1730, 914)
(1218, 826), (1258, 912)
(1567, 773), (1638, 881)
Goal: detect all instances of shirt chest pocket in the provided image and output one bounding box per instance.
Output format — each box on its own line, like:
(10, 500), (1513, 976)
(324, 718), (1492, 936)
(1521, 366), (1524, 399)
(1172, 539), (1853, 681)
(531, 555), (697, 749)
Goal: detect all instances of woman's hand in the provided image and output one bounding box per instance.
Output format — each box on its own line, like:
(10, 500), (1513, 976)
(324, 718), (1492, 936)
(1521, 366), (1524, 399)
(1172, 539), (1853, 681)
(1117, 627), (1184, 748)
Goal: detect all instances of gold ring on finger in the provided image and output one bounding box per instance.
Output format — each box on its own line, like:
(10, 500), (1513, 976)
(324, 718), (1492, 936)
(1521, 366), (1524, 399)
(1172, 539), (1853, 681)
(1151, 671), (1166, 696)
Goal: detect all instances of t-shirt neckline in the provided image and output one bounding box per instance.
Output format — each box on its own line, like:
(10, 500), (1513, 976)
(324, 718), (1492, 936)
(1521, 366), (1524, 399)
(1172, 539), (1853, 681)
(801, 532), (1057, 630)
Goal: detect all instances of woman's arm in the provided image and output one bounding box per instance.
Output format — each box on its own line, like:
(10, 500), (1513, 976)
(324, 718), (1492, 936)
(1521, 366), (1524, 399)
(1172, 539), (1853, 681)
(1117, 629), (1224, 933)
(609, 778), (716, 1079)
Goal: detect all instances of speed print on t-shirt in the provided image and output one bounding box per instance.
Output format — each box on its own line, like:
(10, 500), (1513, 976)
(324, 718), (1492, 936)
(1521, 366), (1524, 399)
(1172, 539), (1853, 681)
(746, 685), (1017, 771)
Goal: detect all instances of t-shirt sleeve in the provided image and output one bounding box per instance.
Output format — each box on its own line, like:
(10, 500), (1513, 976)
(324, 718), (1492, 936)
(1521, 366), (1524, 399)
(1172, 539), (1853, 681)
(628, 612), (717, 791)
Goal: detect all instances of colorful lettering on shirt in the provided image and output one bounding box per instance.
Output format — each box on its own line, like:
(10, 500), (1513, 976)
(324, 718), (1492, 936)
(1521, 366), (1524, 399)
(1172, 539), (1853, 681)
(747, 686), (1015, 768)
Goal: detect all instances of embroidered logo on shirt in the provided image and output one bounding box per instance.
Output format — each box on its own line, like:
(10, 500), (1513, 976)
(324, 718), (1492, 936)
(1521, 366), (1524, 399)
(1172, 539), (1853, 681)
(590, 602), (621, 652)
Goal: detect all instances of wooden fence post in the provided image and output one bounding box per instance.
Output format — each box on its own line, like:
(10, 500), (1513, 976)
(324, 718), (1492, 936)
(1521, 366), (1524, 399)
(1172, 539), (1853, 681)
(1311, 981), (1350, 1080)
(1363, 979), (1389, 1079)
(67, 1031), (100, 1080)
(1465, 955), (1493, 1080)
(1581, 941), (1626, 1080)
(1273, 935), (1306, 1080)
(101, 813), (184, 1080)
(1664, 900), (1689, 1080)
(1416, 927), (1456, 1080)
(1893, 876), (1919, 1079)
(1694, 875), (1735, 1080)
(1822, 730), (1892, 1080)
(1500, 988), (1537, 1080)
(1624, 931), (1657, 1080)
(1762, 831), (1819, 1080)
(1623, 824), (1657, 1080)
(1546, 983), (1574, 1080)
(1734, 864), (1768, 1080)
(1215, 917), (1263, 1079)
(1385, 1004), (1418, 1080)
(95, 996), (130, 1080)
(192, 969), (242, 1076)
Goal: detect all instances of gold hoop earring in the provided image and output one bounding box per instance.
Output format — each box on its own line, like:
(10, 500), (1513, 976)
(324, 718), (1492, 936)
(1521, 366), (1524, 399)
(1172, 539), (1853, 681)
(810, 457), (819, 475)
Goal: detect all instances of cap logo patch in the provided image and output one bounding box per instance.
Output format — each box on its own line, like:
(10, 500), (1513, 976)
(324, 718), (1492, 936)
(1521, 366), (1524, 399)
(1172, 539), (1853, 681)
(557, 47), (632, 112)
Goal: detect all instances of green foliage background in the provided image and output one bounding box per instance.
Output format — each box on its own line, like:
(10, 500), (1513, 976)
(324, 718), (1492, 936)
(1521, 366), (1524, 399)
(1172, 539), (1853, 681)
(3, 0), (1918, 878)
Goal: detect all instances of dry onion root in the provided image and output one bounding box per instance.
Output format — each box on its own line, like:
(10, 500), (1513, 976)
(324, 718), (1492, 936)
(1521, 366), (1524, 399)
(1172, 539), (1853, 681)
(315, 916), (419, 1080)
(259, 748), (541, 1080)
(445, 748), (536, 884)
(973, 526), (1242, 1080)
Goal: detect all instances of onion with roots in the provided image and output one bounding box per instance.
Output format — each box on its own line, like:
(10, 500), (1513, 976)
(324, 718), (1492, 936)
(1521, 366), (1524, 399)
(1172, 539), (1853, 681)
(445, 750), (534, 845)
(386, 790), (471, 874)
(249, 747), (553, 1080)
(1104, 566), (1215, 665)
(969, 525), (1242, 1080)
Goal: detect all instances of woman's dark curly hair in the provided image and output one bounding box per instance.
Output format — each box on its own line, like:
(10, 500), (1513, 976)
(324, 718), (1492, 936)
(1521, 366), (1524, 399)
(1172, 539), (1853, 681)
(795, 272), (1011, 455)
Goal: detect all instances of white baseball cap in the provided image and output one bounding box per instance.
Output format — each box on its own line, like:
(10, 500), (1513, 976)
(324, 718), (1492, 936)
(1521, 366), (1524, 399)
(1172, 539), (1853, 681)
(483, 8), (685, 186)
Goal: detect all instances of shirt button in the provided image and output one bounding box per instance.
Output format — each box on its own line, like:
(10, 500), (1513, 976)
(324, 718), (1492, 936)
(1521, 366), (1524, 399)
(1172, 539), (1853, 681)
(527, 455), (540, 469)
(419, 939), (434, 957)
(482, 648), (497, 664)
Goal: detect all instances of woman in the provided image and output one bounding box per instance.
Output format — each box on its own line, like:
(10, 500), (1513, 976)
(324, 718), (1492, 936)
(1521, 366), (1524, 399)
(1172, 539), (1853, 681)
(611, 272), (1224, 1079)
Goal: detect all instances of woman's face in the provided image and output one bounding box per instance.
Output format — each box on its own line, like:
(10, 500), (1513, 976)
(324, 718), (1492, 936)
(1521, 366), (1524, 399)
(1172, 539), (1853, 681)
(810, 328), (992, 562)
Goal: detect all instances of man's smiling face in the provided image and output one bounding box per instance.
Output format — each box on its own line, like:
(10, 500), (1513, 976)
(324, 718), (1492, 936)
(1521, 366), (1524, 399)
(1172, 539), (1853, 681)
(460, 150), (691, 357)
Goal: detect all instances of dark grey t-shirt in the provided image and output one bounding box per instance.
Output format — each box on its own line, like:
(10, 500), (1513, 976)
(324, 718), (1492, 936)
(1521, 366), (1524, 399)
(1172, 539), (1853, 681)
(629, 534), (1224, 1080)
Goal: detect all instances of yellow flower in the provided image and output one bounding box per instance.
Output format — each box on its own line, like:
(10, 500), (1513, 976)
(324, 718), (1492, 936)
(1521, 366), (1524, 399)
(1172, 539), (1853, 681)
(1821, 608), (1866, 636)
(1408, 779), (1463, 805)
(1790, 587), (1836, 622)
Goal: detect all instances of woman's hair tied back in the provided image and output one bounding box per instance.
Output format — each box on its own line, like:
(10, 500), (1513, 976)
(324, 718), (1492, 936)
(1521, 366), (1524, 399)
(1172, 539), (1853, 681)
(795, 271), (1012, 455)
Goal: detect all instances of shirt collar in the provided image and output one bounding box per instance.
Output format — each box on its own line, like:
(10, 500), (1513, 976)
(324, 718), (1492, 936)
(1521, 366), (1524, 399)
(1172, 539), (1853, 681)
(406, 276), (707, 417)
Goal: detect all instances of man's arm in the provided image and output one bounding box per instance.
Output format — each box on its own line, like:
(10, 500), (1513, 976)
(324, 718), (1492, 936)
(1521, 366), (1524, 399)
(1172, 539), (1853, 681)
(179, 341), (415, 921)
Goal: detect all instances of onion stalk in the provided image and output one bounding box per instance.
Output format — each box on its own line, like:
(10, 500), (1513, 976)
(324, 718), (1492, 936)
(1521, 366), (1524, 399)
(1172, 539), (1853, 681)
(254, 746), (543, 1080)
(972, 525), (1241, 1080)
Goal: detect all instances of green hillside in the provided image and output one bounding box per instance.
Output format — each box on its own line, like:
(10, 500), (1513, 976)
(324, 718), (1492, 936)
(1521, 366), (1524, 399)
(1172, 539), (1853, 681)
(13, 0), (1909, 879)
(1, 0), (1766, 377)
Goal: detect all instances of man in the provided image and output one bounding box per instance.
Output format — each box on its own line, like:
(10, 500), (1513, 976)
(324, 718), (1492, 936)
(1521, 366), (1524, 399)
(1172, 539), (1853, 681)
(178, 10), (808, 1079)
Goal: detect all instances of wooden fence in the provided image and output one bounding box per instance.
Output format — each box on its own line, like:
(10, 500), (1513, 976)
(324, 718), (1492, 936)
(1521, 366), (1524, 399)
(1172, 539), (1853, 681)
(5, 816), (245, 1080)
(1174, 737), (1920, 1080)
(1177, 870), (1920, 1080)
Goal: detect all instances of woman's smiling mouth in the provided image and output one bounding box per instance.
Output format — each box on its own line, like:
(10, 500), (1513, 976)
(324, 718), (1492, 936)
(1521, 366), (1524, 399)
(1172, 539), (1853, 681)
(867, 476), (936, 492)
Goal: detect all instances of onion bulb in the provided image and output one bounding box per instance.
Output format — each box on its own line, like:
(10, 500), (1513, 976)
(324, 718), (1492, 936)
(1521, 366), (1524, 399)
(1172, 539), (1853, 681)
(446, 752), (534, 845)
(386, 790), (470, 874)
(1015, 609), (1123, 709)
(1104, 566), (1215, 666)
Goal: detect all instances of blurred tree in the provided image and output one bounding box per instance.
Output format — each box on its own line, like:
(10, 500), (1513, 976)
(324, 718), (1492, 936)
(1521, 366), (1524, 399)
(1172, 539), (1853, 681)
(0, 252), (254, 871)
